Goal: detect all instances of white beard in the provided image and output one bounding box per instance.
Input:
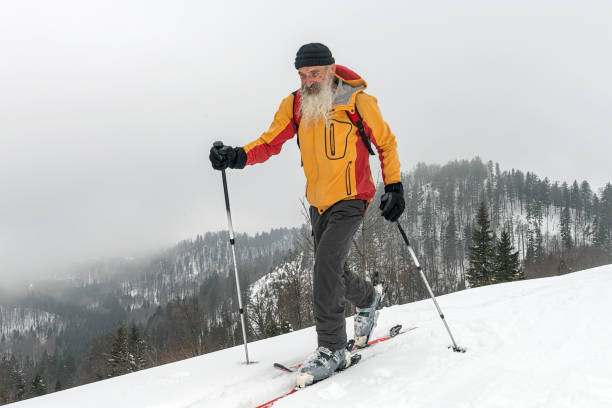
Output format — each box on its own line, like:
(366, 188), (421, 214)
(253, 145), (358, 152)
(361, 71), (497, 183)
(298, 72), (334, 126)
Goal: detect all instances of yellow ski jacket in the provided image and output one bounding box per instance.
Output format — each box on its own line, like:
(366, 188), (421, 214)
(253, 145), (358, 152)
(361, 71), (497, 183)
(243, 65), (401, 213)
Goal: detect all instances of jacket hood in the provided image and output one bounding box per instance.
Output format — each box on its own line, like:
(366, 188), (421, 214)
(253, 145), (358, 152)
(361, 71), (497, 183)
(333, 65), (367, 109)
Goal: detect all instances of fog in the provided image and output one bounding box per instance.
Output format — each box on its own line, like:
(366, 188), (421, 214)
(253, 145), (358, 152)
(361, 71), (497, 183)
(1, 0), (611, 286)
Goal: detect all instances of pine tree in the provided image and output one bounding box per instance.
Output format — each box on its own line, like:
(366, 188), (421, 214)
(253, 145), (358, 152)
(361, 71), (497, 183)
(534, 227), (544, 260)
(467, 202), (496, 287)
(599, 183), (612, 245)
(560, 206), (573, 250)
(580, 181), (593, 218)
(495, 230), (522, 282)
(29, 373), (46, 397)
(422, 193), (437, 270)
(443, 211), (458, 276)
(570, 181), (582, 242)
(129, 325), (147, 372)
(264, 322), (283, 337)
(280, 321), (293, 333)
(592, 196), (605, 247)
(9, 358), (25, 401)
(263, 319), (293, 338)
(107, 326), (130, 378)
(526, 228), (536, 263)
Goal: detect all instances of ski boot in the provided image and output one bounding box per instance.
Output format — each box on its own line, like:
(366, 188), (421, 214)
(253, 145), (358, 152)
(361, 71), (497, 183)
(295, 345), (352, 388)
(354, 272), (385, 348)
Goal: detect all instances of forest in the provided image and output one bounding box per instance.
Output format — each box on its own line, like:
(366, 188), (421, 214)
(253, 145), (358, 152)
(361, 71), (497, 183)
(1, 158), (610, 405)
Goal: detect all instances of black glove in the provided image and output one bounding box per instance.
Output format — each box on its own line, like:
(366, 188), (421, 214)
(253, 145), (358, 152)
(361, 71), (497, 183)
(379, 182), (405, 222)
(209, 141), (247, 170)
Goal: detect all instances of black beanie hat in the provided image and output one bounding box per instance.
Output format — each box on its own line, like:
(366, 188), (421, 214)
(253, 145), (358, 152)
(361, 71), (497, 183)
(294, 43), (335, 69)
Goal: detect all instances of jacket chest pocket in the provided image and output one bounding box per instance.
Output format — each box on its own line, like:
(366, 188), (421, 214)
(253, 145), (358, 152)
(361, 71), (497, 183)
(324, 119), (353, 160)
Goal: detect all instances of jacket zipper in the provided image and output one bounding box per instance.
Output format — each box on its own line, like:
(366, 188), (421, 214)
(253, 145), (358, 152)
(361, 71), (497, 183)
(329, 122), (335, 156)
(345, 161), (352, 196)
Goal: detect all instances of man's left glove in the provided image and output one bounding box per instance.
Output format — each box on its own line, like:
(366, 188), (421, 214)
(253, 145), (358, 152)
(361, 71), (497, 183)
(209, 141), (247, 170)
(379, 182), (405, 222)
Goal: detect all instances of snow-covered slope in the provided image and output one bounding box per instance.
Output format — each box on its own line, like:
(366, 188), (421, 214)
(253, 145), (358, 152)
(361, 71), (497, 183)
(11, 265), (612, 408)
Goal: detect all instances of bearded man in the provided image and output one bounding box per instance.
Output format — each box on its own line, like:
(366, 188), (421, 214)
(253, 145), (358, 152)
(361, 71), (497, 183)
(209, 43), (405, 387)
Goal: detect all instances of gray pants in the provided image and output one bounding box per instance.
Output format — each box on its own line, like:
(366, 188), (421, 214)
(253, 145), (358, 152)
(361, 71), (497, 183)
(310, 199), (375, 351)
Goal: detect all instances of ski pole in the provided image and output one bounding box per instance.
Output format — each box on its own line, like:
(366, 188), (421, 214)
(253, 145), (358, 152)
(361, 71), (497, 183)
(219, 166), (251, 364)
(395, 221), (466, 353)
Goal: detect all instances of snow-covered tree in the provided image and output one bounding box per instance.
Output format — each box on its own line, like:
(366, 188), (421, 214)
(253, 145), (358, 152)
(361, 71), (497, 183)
(106, 326), (130, 378)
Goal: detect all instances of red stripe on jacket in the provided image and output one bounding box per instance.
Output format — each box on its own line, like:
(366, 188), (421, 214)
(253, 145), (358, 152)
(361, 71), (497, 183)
(246, 122), (296, 165)
(354, 120), (376, 202)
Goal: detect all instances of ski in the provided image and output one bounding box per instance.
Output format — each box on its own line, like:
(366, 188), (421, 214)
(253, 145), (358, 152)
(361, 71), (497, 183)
(272, 324), (415, 373)
(257, 325), (417, 407)
(257, 353), (362, 408)
(255, 388), (297, 408)
(272, 362), (294, 373)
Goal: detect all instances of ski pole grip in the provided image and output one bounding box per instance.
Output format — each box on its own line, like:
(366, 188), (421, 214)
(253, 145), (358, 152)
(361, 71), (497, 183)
(213, 140), (232, 157)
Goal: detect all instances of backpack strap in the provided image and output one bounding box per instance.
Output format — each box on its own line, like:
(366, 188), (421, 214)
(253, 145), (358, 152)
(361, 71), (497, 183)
(292, 89), (375, 157)
(292, 90), (301, 132)
(346, 101), (376, 156)
(292, 90), (303, 166)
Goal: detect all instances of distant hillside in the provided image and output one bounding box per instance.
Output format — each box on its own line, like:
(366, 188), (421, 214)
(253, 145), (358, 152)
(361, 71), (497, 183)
(1, 157), (610, 406)
(248, 157), (611, 337)
(16, 228), (296, 312)
(0, 228), (298, 401)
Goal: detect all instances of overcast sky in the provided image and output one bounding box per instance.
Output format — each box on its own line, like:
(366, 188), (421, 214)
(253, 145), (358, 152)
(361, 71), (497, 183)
(1, 0), (611, 286)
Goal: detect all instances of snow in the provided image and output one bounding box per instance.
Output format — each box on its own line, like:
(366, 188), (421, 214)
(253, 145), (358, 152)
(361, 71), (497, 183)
(0, 306), (63, 340)
(11, 265), (612, 408)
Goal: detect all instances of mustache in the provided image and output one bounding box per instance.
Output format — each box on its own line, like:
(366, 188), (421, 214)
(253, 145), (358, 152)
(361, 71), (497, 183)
(302, 82), (322, 93)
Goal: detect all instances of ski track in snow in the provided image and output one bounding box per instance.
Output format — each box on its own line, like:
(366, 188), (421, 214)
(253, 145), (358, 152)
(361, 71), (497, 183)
(11, 265), (612, 408)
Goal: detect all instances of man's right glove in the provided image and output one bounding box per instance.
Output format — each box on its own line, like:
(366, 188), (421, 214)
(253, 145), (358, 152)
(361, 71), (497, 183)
(209, 141), (247, 170)
(379, 182), (405, 222)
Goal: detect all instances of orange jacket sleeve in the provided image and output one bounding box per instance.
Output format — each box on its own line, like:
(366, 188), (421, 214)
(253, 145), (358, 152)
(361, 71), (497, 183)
(356, 93), (402, 186)
(243, 94), (296, 166)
